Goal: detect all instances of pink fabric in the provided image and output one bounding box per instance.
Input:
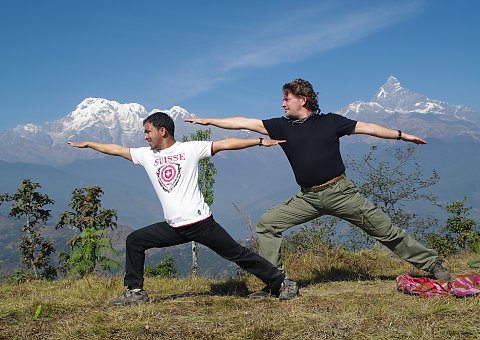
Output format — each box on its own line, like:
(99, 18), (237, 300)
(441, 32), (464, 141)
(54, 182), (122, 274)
(396, 274), (480, 297)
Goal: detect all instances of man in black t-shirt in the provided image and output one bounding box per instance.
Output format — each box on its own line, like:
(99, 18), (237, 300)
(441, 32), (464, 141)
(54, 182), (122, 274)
(186, 79), (451, 298)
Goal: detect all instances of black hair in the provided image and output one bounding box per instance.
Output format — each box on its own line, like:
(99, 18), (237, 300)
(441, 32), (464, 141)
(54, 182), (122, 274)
(143, 111), (175, 137)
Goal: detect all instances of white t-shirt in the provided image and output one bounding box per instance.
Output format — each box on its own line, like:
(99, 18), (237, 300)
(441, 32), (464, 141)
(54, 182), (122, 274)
(130, 141), (214, 227)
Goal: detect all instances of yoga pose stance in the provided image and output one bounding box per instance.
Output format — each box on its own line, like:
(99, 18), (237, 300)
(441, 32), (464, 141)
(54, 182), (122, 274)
(186, 79), (451, 297)
(68, 111), (299, 305)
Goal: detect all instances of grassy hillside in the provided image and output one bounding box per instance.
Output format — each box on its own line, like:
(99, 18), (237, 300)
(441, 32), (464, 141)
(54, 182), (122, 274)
(1, 250), (479, 339)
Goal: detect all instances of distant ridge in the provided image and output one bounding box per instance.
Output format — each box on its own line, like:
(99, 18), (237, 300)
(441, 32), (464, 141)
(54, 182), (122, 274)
(337, 76), (479, 142)
(0, 76), (478, 165)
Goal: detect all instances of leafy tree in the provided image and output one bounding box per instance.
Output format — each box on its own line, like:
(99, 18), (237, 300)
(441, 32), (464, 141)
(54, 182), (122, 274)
(425, 199), (480, 255)
(291, 145), (440, 252)
(182, 129), (217, 206)
(0, 179), (56, 279)
(182, 129), (217, 276)
(348, 145), (439, 227)
(56, 186), (119, 277)
(344, 145), (440, 246)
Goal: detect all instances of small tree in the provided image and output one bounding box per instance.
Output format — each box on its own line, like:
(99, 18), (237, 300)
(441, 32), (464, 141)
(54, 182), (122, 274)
(344, 145), (440, 246)
(0, 179), (56, 279)
(348, 145), (439, 226)
(182, 129), (217, 276)
(56, 186), (119, 277)
(292, 145), (440, 251)
(425, 199), (480, 255)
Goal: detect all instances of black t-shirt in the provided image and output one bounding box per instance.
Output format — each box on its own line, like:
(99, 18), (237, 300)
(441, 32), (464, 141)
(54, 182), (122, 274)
(262, 113), (357, 188)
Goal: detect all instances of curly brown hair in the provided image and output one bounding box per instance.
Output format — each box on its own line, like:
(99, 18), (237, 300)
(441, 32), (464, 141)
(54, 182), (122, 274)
(282, 79), (320, 113)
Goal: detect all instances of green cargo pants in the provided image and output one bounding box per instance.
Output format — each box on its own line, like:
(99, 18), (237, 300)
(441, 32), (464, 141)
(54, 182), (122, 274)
(256, 176), (438, 272)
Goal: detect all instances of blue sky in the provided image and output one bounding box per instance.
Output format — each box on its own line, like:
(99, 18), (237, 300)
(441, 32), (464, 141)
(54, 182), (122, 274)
(1, 0), (478, 130)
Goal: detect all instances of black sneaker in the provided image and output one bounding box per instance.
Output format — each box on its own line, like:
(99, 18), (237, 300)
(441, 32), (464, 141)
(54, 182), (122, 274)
(278, 278), (299, 300)
(430, 257), (451, 282)
(248, 285), (280, 299)
(108, 288), (149, 306)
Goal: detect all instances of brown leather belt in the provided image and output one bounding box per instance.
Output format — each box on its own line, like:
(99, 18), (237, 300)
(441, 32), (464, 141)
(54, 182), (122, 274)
(301, 174), (345, 192)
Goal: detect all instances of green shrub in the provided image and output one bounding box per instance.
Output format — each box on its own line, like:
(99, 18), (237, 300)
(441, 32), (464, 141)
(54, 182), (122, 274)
(7, 270), (35, 284)
(425, 199), (480, 255)
(145, 256), (178, 278)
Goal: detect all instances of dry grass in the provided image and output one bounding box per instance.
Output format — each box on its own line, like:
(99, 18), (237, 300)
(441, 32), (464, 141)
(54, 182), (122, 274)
(1, 250), (479, 339)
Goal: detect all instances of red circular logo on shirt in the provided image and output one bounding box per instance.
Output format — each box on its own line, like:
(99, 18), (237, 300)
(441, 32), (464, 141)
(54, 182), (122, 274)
(160, 164), (177, 183)
(157, 163), (181, 192)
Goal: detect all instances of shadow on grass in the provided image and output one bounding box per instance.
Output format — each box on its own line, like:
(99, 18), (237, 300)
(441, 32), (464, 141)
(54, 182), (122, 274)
(149, 279), (250, 302)
(297, 268), (399, 288)
(209, 278), (249, 297)
(150, 291), (209, 302)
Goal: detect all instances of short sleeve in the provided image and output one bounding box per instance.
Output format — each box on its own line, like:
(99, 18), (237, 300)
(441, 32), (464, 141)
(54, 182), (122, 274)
(333, 114), (357, 136)
(191, 141), (213, 160)
(130, 147), (147, 165)
(262, 118), (285, 139)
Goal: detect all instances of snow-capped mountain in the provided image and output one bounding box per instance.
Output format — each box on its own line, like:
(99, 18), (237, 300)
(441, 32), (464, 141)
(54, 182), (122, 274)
(1, 78), (479, 237)
(0, 98), (198, 165)
(337, 76), (479, 141)
(0, 76), (478, 165)
(340, 76), (477, 121)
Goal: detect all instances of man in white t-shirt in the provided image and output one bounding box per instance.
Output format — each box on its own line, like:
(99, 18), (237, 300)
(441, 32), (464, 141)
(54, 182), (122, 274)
(68, 111), (299, 305)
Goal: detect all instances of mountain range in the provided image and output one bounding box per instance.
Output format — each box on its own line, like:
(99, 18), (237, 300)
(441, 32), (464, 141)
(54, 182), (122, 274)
(0, 77), (479, 270)
(1, 76), (479, 166)
(338, 76), (480, 142)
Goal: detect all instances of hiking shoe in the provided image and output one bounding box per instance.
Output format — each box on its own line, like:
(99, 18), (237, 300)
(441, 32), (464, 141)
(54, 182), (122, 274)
(278, 278), (299, 300)
(430, 258), (451, 282)
(108, 288), (149, 306)
(248, 285), (280, 299)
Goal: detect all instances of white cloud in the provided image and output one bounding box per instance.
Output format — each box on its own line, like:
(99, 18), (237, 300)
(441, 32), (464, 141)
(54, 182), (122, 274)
(159, 1), (424, 101)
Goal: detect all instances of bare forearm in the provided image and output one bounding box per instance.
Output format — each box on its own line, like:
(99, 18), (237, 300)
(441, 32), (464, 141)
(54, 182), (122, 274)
(354, 122), (427, 144)
(186, 117), (268, 134)
(86, 142), (124, 154)
(212, 138), (284, 154)
(67, 141), (132, 160)
(356, 123), (399, 139)
(215, 138), (261, 151)
(206, 117), (252, 129)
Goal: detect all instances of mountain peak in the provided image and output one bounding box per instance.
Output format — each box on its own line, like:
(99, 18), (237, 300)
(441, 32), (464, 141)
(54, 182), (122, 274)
(375, 76), (402, 99)
(149, 106), (196, 121)
(62, 98), (148, 136)
(386, 75), (400, 86)
(337, 76), (479, 129)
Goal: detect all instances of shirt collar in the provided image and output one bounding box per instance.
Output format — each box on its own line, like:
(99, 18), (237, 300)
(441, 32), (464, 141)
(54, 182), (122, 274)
(283, 112), (318, 125)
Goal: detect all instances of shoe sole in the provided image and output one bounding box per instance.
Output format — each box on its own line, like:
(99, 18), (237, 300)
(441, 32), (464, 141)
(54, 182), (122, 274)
(279, 294), (299, 300)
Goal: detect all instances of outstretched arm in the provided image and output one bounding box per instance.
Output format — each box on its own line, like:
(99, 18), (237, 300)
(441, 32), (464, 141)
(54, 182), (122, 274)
(185, 117), (269, 135)
(67, 141), (132, 161)
(353, 122), (427, 145)
(212, 138), (285, 154)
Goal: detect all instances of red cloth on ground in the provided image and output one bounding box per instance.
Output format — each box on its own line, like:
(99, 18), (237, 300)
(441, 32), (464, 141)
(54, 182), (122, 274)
(396, 274), (480, 297)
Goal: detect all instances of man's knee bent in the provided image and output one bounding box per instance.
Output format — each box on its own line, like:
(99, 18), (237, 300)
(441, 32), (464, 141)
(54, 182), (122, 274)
(360, 207), (405, 241)
(126, 230), (144, 250)
(256, 213), (279, 235)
